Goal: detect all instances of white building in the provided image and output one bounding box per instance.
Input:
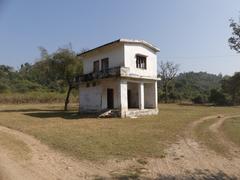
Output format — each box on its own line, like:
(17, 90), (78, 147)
(77, 39), (160, 118)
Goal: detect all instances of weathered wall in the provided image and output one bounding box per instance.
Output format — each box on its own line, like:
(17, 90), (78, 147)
(144, 83), (155, 108)
(79, 84), (102, 111)
(79, 78), (121, 112)
(82, 44), (124, 74)
(101, 78), (121, 109)
(124, 43), (158, 78)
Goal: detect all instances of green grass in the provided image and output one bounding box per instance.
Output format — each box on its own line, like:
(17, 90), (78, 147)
(0, 103), (239, 161)
(222, 117), (240, 147)
(194, 118), (228, 155)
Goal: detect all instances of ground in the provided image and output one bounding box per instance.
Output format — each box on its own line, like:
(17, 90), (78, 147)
(0, 104), (239, 179)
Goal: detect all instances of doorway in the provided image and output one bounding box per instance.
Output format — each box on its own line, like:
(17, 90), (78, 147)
(107, 88), (114, 109)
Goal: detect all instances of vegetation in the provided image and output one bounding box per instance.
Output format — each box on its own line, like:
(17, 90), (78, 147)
(0, 46), (82, 106)
(158, 61), (179, 103)
(194, 118), (228, 155)
(0, 104), (239, 160)
(222, 117), (240, 147)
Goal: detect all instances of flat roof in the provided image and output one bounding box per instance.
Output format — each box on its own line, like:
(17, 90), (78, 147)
(77, 39), (160, 57)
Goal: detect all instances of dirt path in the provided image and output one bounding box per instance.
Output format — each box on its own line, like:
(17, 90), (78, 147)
(0, 115), (240, 179)
(0, 125), (112, 180)
(144, 115), (240, 179)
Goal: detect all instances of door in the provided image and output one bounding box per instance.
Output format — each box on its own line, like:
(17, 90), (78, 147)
(107, 88), (114, 109)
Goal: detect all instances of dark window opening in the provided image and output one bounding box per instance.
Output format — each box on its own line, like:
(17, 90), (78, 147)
(86, 83), (90, 87)
(101, 58), (109, 72)
(93, 60), (99, 72)
(136, 55), (147, 69)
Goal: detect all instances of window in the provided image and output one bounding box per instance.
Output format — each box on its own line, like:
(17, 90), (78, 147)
(86, 83), (90, 87)
(93, 60), (99, 72)
(136, 55), (147, 69)
(101, 58), (109, 72)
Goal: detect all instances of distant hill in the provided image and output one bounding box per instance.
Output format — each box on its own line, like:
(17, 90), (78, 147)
(174, 72), (223, 100)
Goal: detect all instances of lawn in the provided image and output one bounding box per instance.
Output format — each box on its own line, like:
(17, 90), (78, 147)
(222, 117), (240, 147)
(194, 118), (228, 155)
(0, 103), (239, 161)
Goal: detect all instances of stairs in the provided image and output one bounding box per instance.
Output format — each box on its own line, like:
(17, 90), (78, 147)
(98, 109), (120, 118)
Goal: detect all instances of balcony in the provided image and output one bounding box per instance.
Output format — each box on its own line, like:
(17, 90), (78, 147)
(77, 66), (130, 82)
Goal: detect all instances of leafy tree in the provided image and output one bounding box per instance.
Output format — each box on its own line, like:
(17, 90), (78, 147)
(222, 72), (240, 105)
(208, 89), (229, 106)
(158, 61), (179, 103)
(229, 18), (240, 52)
(51, 47), (83, 110)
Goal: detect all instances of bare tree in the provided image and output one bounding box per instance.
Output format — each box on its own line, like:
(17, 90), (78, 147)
(158, 61), (179, 103)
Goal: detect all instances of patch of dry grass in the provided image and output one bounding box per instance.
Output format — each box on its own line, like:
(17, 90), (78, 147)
(0, 103), (239, 160)
(194, 118), (228, 155)
(222, 117), (240, 147)
(0, 132), (31, 160)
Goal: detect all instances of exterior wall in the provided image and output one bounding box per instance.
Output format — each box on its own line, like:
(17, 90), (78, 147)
(101, 78), (121, 109)
(79, 84), (102, 112)
(82, 44), (124, 74)
(144, 83), (155, 108)
(124, 43), (158, 78)
(79, 78), (121, 112)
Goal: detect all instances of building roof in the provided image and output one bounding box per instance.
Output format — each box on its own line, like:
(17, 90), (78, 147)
(77, 39), (160, 57)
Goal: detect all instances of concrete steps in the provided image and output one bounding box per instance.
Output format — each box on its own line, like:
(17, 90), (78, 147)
(98, 109), (120, 118)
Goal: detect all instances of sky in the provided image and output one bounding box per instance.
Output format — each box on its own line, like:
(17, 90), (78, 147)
(1, 0), (240, 75)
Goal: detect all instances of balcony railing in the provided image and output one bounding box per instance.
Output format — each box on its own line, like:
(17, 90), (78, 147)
(77, 66), (127, 82)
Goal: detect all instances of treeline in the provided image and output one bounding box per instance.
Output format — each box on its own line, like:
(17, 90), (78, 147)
(0, 46), (82, 107)
(158, 71), (240, 106)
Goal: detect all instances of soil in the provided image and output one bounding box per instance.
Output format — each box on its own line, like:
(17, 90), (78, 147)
(0, 115), (240, 179)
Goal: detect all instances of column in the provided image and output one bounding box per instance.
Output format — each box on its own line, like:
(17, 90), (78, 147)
(138, 82), (144, 110)
(154, 81), (158, 109)
(120, 80), (128, 118)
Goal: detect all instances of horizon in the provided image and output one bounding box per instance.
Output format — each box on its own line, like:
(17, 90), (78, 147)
(1, 0), (240, 75)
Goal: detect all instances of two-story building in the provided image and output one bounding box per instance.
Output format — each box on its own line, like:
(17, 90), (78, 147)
(77, 39), (160, 118)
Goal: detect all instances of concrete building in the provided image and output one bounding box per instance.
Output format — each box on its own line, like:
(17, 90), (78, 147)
(77, 39), (160, 118)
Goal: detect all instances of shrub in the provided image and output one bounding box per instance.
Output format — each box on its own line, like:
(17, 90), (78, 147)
(208, 89), (229, 106)
(192, 95), (207, 104)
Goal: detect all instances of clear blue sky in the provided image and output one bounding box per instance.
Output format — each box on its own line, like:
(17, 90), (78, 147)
(1, 0), (240, 75)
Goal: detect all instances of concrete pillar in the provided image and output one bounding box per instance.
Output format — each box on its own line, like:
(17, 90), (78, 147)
(138, 82), (144, 110)
(154, 81), (158, 109)
(120, 79), (128, 118)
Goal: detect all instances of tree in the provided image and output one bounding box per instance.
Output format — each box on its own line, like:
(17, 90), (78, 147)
(222, 72), (240, 105)
(158, 61), (179, 103)
(52, 47), (83, 111)
(208, 89), (228, 106)
(229, 18), (240, 52)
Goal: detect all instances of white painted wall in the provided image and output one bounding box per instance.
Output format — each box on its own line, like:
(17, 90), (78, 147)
(124, 43), (158, 78)
(144, 83), (155, 108)
(101, 79), (120, 109)
(82, 44), (124, 74)
(79, 79), (121, 111)
(79, 84), (102, 111)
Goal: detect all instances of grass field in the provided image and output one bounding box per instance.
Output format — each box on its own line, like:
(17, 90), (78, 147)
(194, 118), (228, 155)
(222, 117), (240, 147)
(0, 103), (239, 161)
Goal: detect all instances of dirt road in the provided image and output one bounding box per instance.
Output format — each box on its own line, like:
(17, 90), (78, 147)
(0, 115), (240, 179)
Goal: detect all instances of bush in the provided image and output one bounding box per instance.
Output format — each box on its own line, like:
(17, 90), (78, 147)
(192, 95), (207, 104)
(208, 89), (229, 106)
